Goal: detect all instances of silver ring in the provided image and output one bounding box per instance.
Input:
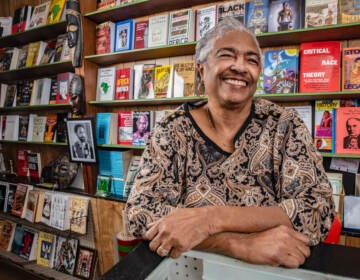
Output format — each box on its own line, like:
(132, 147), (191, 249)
(158, 246), (169, 256)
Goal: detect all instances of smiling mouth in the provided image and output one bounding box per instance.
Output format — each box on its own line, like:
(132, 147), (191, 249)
(224, 78), (247, 86)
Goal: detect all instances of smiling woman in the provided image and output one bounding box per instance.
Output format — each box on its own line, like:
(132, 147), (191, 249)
(125, 17), (334, 269)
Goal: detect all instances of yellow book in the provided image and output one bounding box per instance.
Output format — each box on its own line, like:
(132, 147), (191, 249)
(37, 231), (55, 267)
(68, 196), (90, 234)
(153, 65), (174, 99)
(47, 0), (66, 24)
(173, 61), (195, 97)
(25, 41), (41, 68)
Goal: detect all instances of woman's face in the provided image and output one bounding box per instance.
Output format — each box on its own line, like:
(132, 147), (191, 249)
(198, 30), (261, 108)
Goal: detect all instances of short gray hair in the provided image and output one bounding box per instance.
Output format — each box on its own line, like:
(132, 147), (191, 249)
(195, 17), (262, 64)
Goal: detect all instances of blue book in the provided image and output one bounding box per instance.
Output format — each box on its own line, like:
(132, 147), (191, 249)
(245, 0), (269, 34)
(114, 19), (134, 52)
(263, 48), (299, 93)
(111, 177), (125, 197)
(96, 113), (117, 145)
(11, 225), (25, 255)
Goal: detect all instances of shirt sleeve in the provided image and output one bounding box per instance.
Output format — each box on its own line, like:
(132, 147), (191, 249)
(125, 123), (184, 238)
(275, 110), (335, 245)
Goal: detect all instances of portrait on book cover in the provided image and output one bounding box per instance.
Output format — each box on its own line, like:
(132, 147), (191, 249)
(132, 112), (151, 146)
(66, 118), (96, 163)
(343, 117), (360, 150)
(74, 246), (97, 279)
(115, 20), (133, 52)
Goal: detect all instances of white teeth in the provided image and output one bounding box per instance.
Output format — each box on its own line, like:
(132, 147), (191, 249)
(225, 79), (246, 86)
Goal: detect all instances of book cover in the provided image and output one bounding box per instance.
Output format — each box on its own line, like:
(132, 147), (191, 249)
(0, 17), (12, 37)
(304, 0), (337, 28)
(326, 172), (343, 195)
(133, 63), (156, 99)
(53, 236), (78, 275)
(28, 152), (42, 181)
(118, 111), (133, 145)
(74, 246), (97, 279)
(25, 41), (41, 68)
(17, 45), (28, 69)
(47, 0), (66, 24)
(154, 64), (174, 98)
(55, 112), (68, 143)
(314, 99), (340, 151)
(96, 112), (117, 144)
(96, 67), (116, 101)
(50, 193), (70, 231)
(96, 174), (112, 197)
(29, 1), (51, 29)
(5, 184), (17, 213)
(342, 47), (360, 92)
(0, 181), (8, 211)
(132, 111), (152, 146)
(56, 72), (74, 104)
(12, 6), (32, 33)
(54, 33), (67, 62)
(335, 107), (360, 154)
(11, 225), (25, 255)
(31, 116), (47, 142)
(195, 5), (217, 41)
(299, 41), (341, 93)
(39, 39), (57, 64)
(2, 48), (13, 71)
(3, 83), (16, 107)
(339, 0), (360, 24)
(26, 113), (37, 142)
(115, 67), (133, 100)
(68, 196), (89, 234)
(114, 19), (134, 52)
(95, 21), (115, 54)
(48, 76), (58, 104)
(124, 155), (141, 197)
(9, 47), (20, 70)
(4, 115), (19, 141)
(173, 61), (195, 97)
(11, 183), (31, 217)
(97, 0), (119, 10)
(263, 47), (299, 93)
(245, 0), (269, 34)
(17, 149), (29, 177)
(148, 14), (169, 47)
(268, 0), (303, 32)
(0, 220), (16, 251)
(217, 0), (246, 23)
(43, 114), (57, 142)
(24, 189), (40, 222)
(18, 114), (29, 141)
(168, 9), (195, 45)
(19, 228), (38, 261)
(133, 19), (149, 49)
(41, 192), (52, 226)
(37, 231), (55, 267)
(16, 79), (33, 106)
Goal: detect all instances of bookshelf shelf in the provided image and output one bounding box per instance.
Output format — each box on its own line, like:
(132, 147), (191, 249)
(0, 61), (74, 82)
(321, 153), (360, 159)
(0, 21), (67, 48)
(97, 144), (145, 150)
(0, 140), (68, 146)
(254, 92), (360, 102)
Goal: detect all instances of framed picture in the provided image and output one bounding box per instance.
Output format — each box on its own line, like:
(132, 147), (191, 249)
(74, 246), (97, 279)
(114, 19), (134, 52)
(66, 118), (97, 163)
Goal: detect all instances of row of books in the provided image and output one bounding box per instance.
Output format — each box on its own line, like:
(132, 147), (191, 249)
(0, 113), (69, 144)
(0, 182), (90, 234)
(95, 0), (360, 55)
(0, 0), (66, 37)
(96, 151), (140, 198)
(0, 220), (96, 278)
(0, 33), (70, 72)
(0, 72), (74, 107)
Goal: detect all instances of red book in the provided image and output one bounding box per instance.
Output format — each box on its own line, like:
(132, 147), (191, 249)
(17, 149), (29, 177)
(56, 72), (74, 104)
(299, 41), (341, 93)
(115, 67), (133, 100)
(118, 111), (133, 145)
(95, 21), (115, 54)
(134, 19), (149, 49)
(335, 107), (360, 155)
(28, 152), (42, 182)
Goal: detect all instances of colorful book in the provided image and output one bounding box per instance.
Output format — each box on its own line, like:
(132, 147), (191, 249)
(0, 220), (16, 251)
(24, 189), (40, 222)
(217, 0), (246, 23)
(17, 45), (28, 69)
(56, 72), (74, 104)
(37, 231), (55, 267)
(326, 172), (343, 195)
(263, 47), (299, 93)
(68, 196), (90, 234)
(245, 0), (269, 34)
(335, 107), (360, 154)
(168, 9), (195, 45)
(11, 183), (32, 218)
(12, 6), (32, 33)
(95, 21), (115, 54)
(195, 5), (217, 41)
(314, 99), (340, 151)
(114, 19), (134, 52)
(18, 114), (29, 141)
(268, 0), (303, 32)
(118, 111), (133, 145)
(299, 41), (341, 93)
(0, 17), (12, 37)
(28, 152), (42, 182)
(148, 14), (169, 47)
(47, 0), (66, 24)
(25, 41), (42, 68)
(342, 47), (360, 92)
(96, 112), (118, 145)
(16, 80), (33, 106)
(154, 64), (174, 98)
(96, 66), (116, 101)
(133, 18), (149, 49)
(132, 111), (152, 146)
(339, 0), (360, 24)
(115, 67), (133, 100)
(53, 236), (78, 275)
(28, 1), (51, 29)
(39, 39), (57, 64)
(41, 192), (52, 226)
(17, 227), (38, 261)
(304, 0), (338, 28)
(173, 61), (196, 97)
(133, 64), (156, 99)
(44, 114), (57, 142)
(3, 83), (16, 107)
(17, 149), (29, 177)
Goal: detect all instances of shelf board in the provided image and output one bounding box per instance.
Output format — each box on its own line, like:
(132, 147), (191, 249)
(85, 42), (196, 66)
(89, 96), (206, 107)
(254, 91), (360, 102)
(0, 21), (67, 48)
(0, 61), (74, 82)
(0, 104), (71, 113)
(321, 152), (360, 159)
(85, 0), (214, 24)
(0, 140), (68, 146)
(97, 144), (145, 150)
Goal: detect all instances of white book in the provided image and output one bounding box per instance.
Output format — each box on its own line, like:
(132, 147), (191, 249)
(304, 0), (338, 28)
(96, 66), (116, 101)
(9, 47), (20, 70)
(31, 78), (52, 105)
(4, 115), (19, 140)
(40, 192), (53, 226)
(50, 193), (70, 231)
(35, 41), (48, 65)
(148, 13), (169, 47)
(168, 9), (195, 45)
(31, 115), (47, 142)
(0, 16), (12, 37)
(133, 64), (144, 100)
(196, 5), (217, 41)
(26, 113), (38, 142)
(0, 84), (7, 107)
(28, 1), (51, 29)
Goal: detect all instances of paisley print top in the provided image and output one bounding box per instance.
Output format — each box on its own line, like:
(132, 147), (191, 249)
(125, 98), (334, 245)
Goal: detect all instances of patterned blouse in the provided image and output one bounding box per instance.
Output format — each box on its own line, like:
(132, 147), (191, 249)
(125, 98), (335, 245)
